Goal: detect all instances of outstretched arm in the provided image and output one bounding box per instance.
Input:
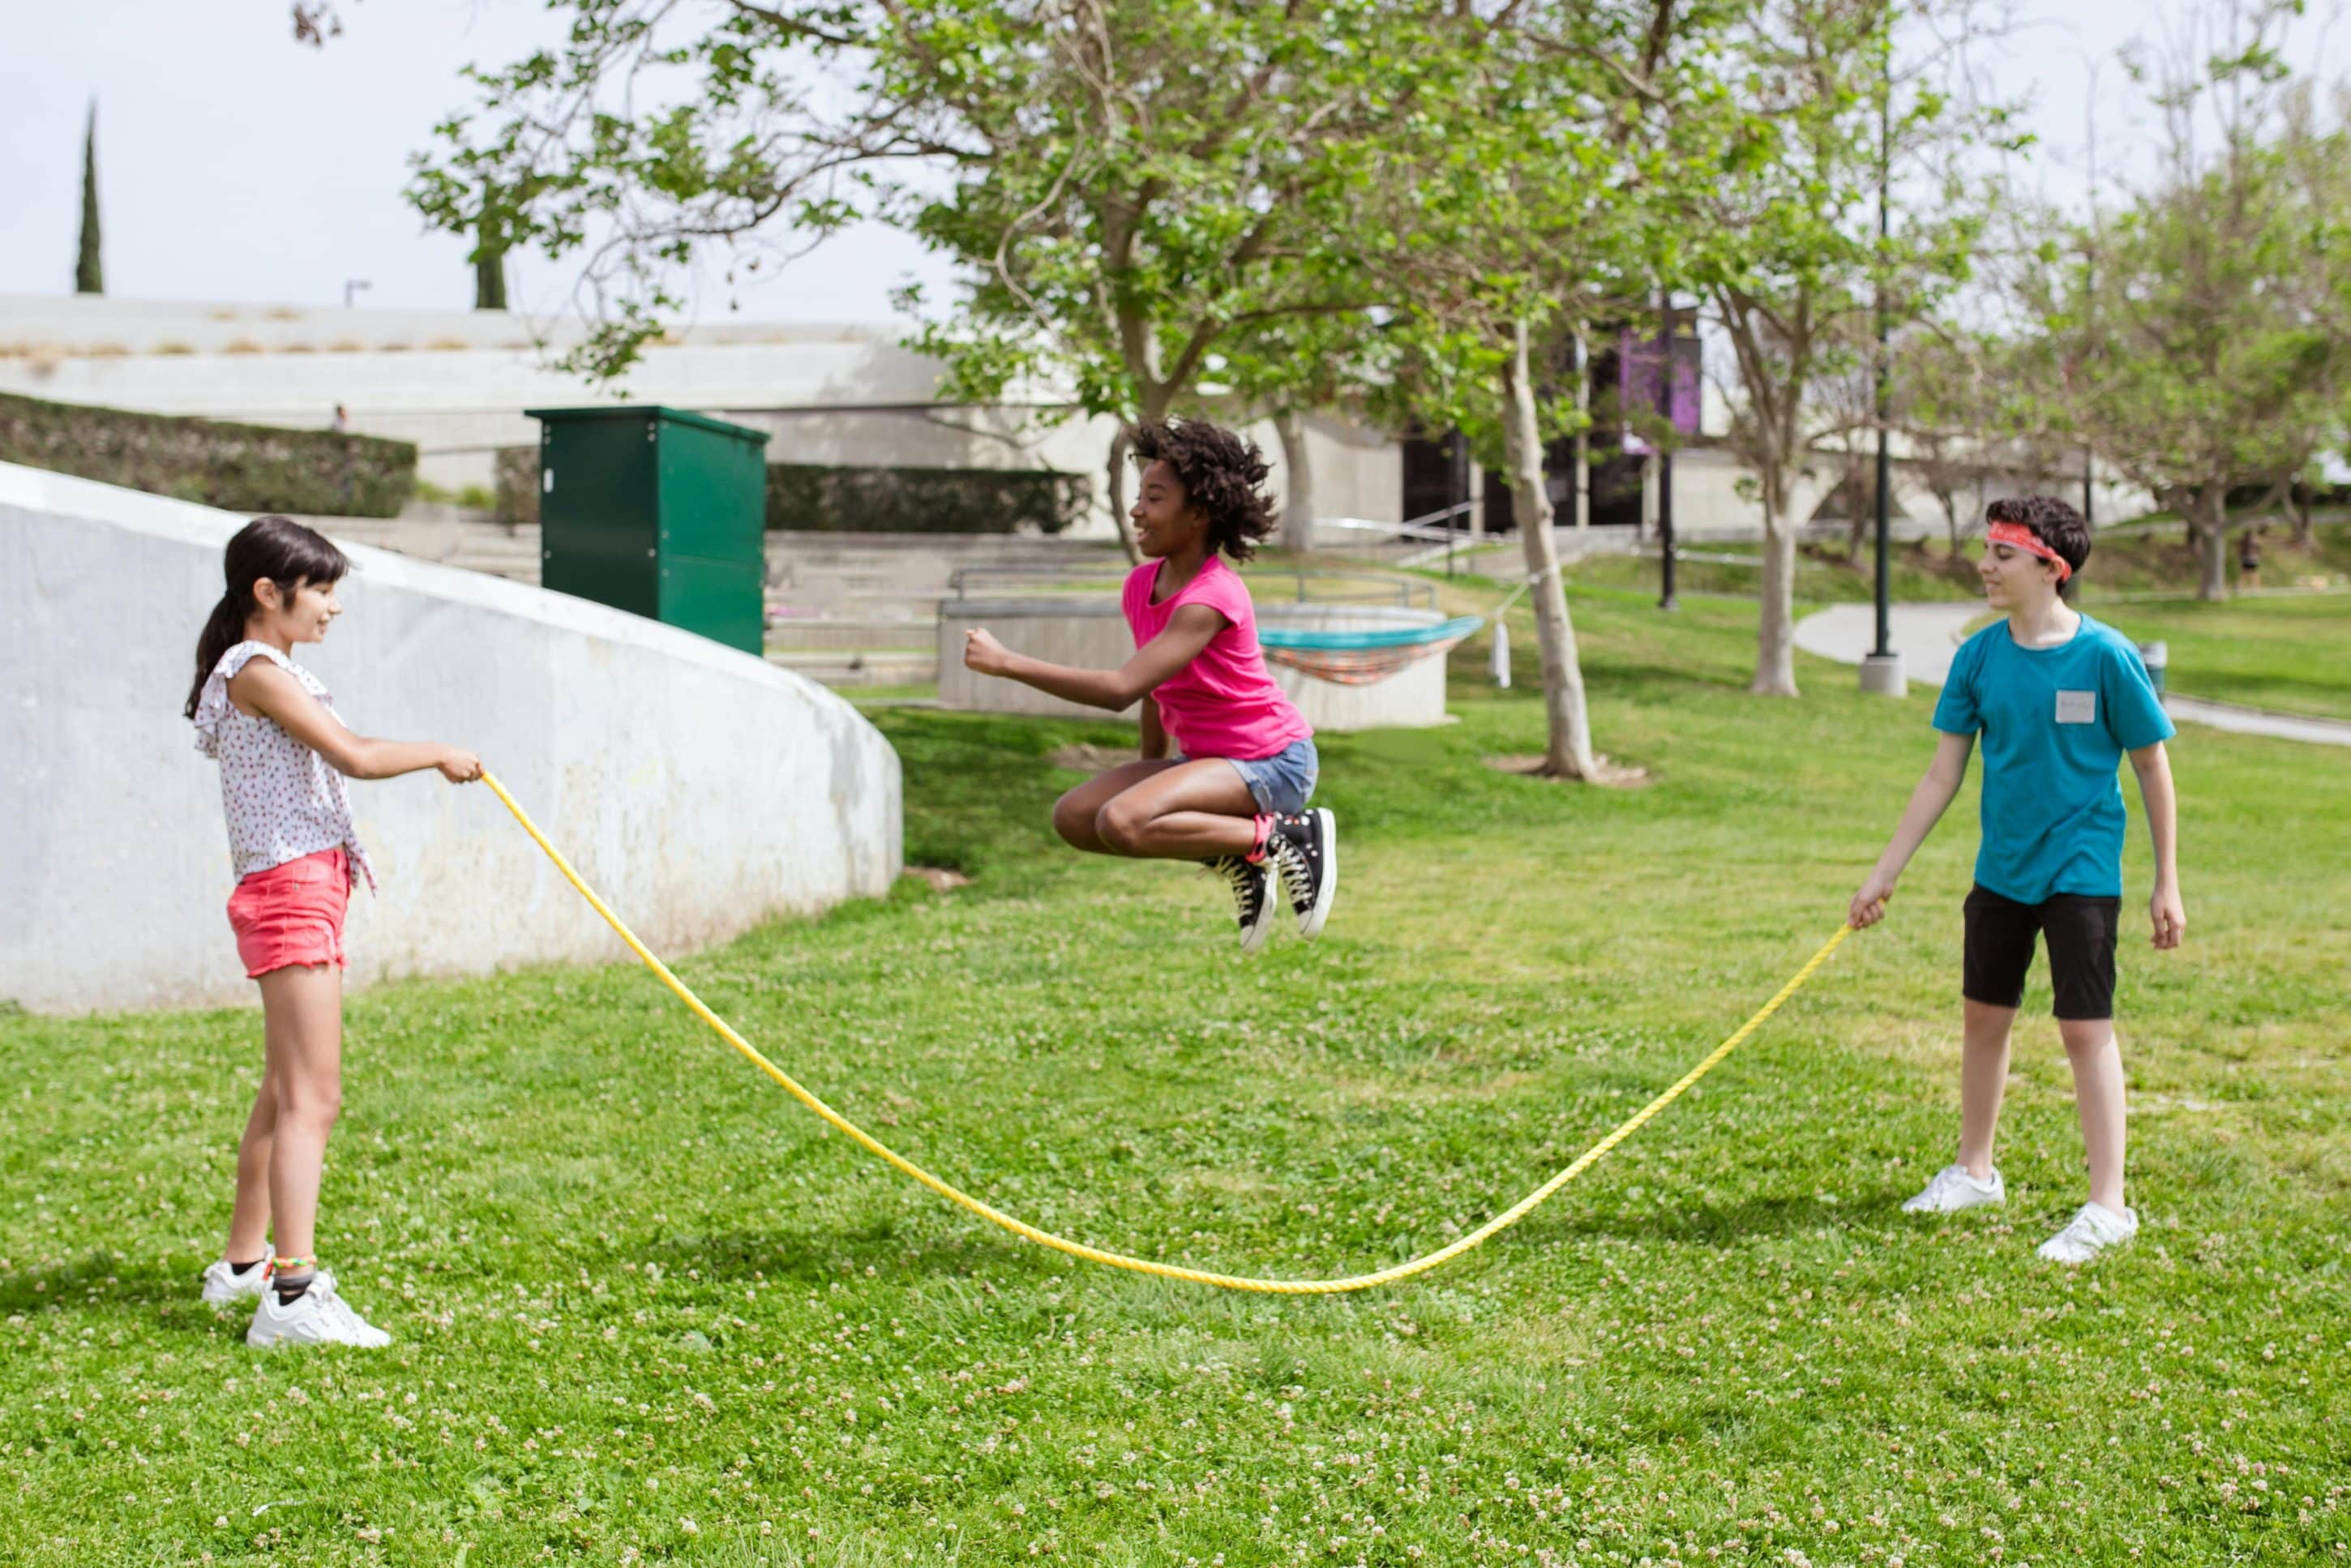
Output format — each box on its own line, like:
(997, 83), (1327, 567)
(229, 660), (482, 782)
(1849, 730), (1975, 928)
(963, 603), (1226, 712)
(2129, 741), (2184, 949)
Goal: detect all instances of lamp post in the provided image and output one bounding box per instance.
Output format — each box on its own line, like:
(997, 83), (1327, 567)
(343, 278), (372, 310)
(1860, 45), (1906, 697)
(1656, 293), (1678, 611)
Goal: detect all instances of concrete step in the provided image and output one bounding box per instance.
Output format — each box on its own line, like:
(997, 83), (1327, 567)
(765, 648), (937, 688)
(764, 619), (937, 652)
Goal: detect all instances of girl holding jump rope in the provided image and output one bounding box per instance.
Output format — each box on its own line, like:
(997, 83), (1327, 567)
(186, 516), (481, 1348)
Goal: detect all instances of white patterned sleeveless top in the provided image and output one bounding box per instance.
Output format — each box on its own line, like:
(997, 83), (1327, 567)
(191, 642), (379, 891)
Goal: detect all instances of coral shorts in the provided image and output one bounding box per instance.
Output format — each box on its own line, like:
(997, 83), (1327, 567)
(227, 849), (349, 979)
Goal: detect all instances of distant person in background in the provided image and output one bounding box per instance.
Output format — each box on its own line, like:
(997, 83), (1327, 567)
(329, 406), (354, 510)
(2238, 526), (2263, 592)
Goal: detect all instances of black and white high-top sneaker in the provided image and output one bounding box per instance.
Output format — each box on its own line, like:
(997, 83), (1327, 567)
(1205, 854), (1278, 955)
(1264, 808), (1338, 939)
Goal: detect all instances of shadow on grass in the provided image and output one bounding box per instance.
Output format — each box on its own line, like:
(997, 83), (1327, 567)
(636, 1222), (1029, 1286)
(1531, 1189), (1869, 1249)
(0, 1253), (234, 1336)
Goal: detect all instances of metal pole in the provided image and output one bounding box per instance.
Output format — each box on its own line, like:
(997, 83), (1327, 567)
(1860, 41), (1905, 698)
(1872, 83), (1891, 661)
(1657, 293), (1678, 611)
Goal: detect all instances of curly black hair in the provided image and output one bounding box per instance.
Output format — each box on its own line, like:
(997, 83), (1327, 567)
(1129, 418), (1278, 562)
(1985, 494), (2091, 586)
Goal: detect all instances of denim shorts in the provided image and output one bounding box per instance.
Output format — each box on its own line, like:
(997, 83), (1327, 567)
(1178, 736), (1318, 816)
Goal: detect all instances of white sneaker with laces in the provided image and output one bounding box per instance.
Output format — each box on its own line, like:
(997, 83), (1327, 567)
(200, 1254), (273, 1306)
(1900, 1163), (2006, 1214)
(2036, 1202), (2138, 1264)
(246, 1270), (392, 1349)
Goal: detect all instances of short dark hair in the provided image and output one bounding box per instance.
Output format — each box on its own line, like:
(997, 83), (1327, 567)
(1129, 418), (1277, 562)
(1985, 495), (2091, 582)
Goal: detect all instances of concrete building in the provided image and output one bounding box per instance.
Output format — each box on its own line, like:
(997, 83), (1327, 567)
(0, 293), (2145, 544)
(0, 294), (1400, 534)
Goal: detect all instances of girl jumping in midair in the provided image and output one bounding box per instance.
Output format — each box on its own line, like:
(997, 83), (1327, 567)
(188, 516), (482, 1347)
(962, 418), (1336, 953)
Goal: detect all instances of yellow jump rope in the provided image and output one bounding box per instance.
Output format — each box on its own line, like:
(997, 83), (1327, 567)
(481, 770), (1856, 1295)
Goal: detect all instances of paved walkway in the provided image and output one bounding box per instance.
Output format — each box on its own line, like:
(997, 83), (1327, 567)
(1795, 602), (2351, 748)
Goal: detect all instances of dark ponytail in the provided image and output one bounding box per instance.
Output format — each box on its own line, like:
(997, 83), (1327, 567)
(185, 516), (352, 718)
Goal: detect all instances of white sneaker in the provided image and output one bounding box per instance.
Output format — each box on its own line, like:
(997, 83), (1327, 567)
(2036, 1202), (2139, 1264)
(200, 1254), (273, 1306)
(1901, 1163), (2006, 1214)
(246, 1270), (392, 1349)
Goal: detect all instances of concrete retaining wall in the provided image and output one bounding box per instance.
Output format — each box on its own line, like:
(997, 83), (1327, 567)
(0, 461), (901, 1015)
(937, 599), (1452, 731)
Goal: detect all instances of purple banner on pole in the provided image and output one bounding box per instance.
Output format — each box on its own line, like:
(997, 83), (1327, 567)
(1618, 327), (1702, 454)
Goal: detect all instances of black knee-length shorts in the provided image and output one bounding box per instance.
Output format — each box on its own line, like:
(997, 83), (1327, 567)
(1962, 884), (2122, 1021)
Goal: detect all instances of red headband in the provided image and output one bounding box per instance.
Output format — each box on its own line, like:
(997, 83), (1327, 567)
(1985, 521), (2072, 583)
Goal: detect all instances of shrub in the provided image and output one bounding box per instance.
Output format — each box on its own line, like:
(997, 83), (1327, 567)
(0, 391), (416, 517)
(764, 461), (1088, 534)
(494, 444), (539, 527)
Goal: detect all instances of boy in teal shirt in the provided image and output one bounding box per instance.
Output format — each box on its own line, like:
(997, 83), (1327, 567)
(1849, 496), (2183, 1263)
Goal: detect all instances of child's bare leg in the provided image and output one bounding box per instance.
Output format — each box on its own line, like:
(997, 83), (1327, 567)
(225, 1071), (280, 1262)
(1094, 760), (1261, 860)
(257, 964), (345, 1268)
(1051, 760), (1180, 853)
(2058, 1017), (2127, 1213)
(1957, 999), (2015, 1179)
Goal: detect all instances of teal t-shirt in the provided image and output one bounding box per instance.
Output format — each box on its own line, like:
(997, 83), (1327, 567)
(1931, 613), (2175, 904)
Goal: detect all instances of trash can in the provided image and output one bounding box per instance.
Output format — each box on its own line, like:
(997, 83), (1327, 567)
(2138, 640), (2168, 696)
(527, 405), (771, 654)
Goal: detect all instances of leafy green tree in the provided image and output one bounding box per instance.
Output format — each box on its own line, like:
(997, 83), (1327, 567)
(1360, 0), (1725, 778)
(2024, 6), (2349, 600)
(410, 2), (1434, 558)
(1689, 0), (2005, 695)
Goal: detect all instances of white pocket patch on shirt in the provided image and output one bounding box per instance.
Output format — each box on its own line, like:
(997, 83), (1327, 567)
(2055, 688), (2097, 724)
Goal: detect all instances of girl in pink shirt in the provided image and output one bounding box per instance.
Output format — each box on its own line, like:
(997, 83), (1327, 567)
(963, 418), (1336, 953)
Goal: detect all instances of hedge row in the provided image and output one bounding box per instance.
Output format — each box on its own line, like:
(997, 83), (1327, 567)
(495, 448), (1089, 534)
(0, 392), (416, 518)
(765, 461), (1087, 534)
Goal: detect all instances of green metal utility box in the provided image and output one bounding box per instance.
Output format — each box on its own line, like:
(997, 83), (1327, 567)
(527, 405), (771, 654)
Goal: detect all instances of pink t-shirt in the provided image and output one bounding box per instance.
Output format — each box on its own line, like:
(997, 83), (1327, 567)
(1122, 555), (1313, 761)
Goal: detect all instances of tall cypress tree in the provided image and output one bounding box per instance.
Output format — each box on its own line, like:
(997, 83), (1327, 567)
(75, 102), (103, 295)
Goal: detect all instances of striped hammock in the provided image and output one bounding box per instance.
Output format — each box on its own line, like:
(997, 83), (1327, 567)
(1257, 615), (1485, 686)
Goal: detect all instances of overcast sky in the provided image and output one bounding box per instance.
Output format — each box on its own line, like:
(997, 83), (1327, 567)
(2, 1), (2342, 329)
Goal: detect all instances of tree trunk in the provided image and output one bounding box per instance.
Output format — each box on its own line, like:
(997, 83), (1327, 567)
(2192, 487), (2229, 602)
(1751, 469), (1801, 696)
(1106, 426), (1141, 564)
(1501, 318), (1595, 779)
(1274, 409), (1316, 554)
(2290, 480), (2314, 547)
(474, 249), (508, 311)
(1572, 328), (1590, 530)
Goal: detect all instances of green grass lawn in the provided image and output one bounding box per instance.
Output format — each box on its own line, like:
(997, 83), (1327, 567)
(1493, 516), (2351, 610)
(4, 589), (2346, 1565)
(2093, 594), (2351, 722)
